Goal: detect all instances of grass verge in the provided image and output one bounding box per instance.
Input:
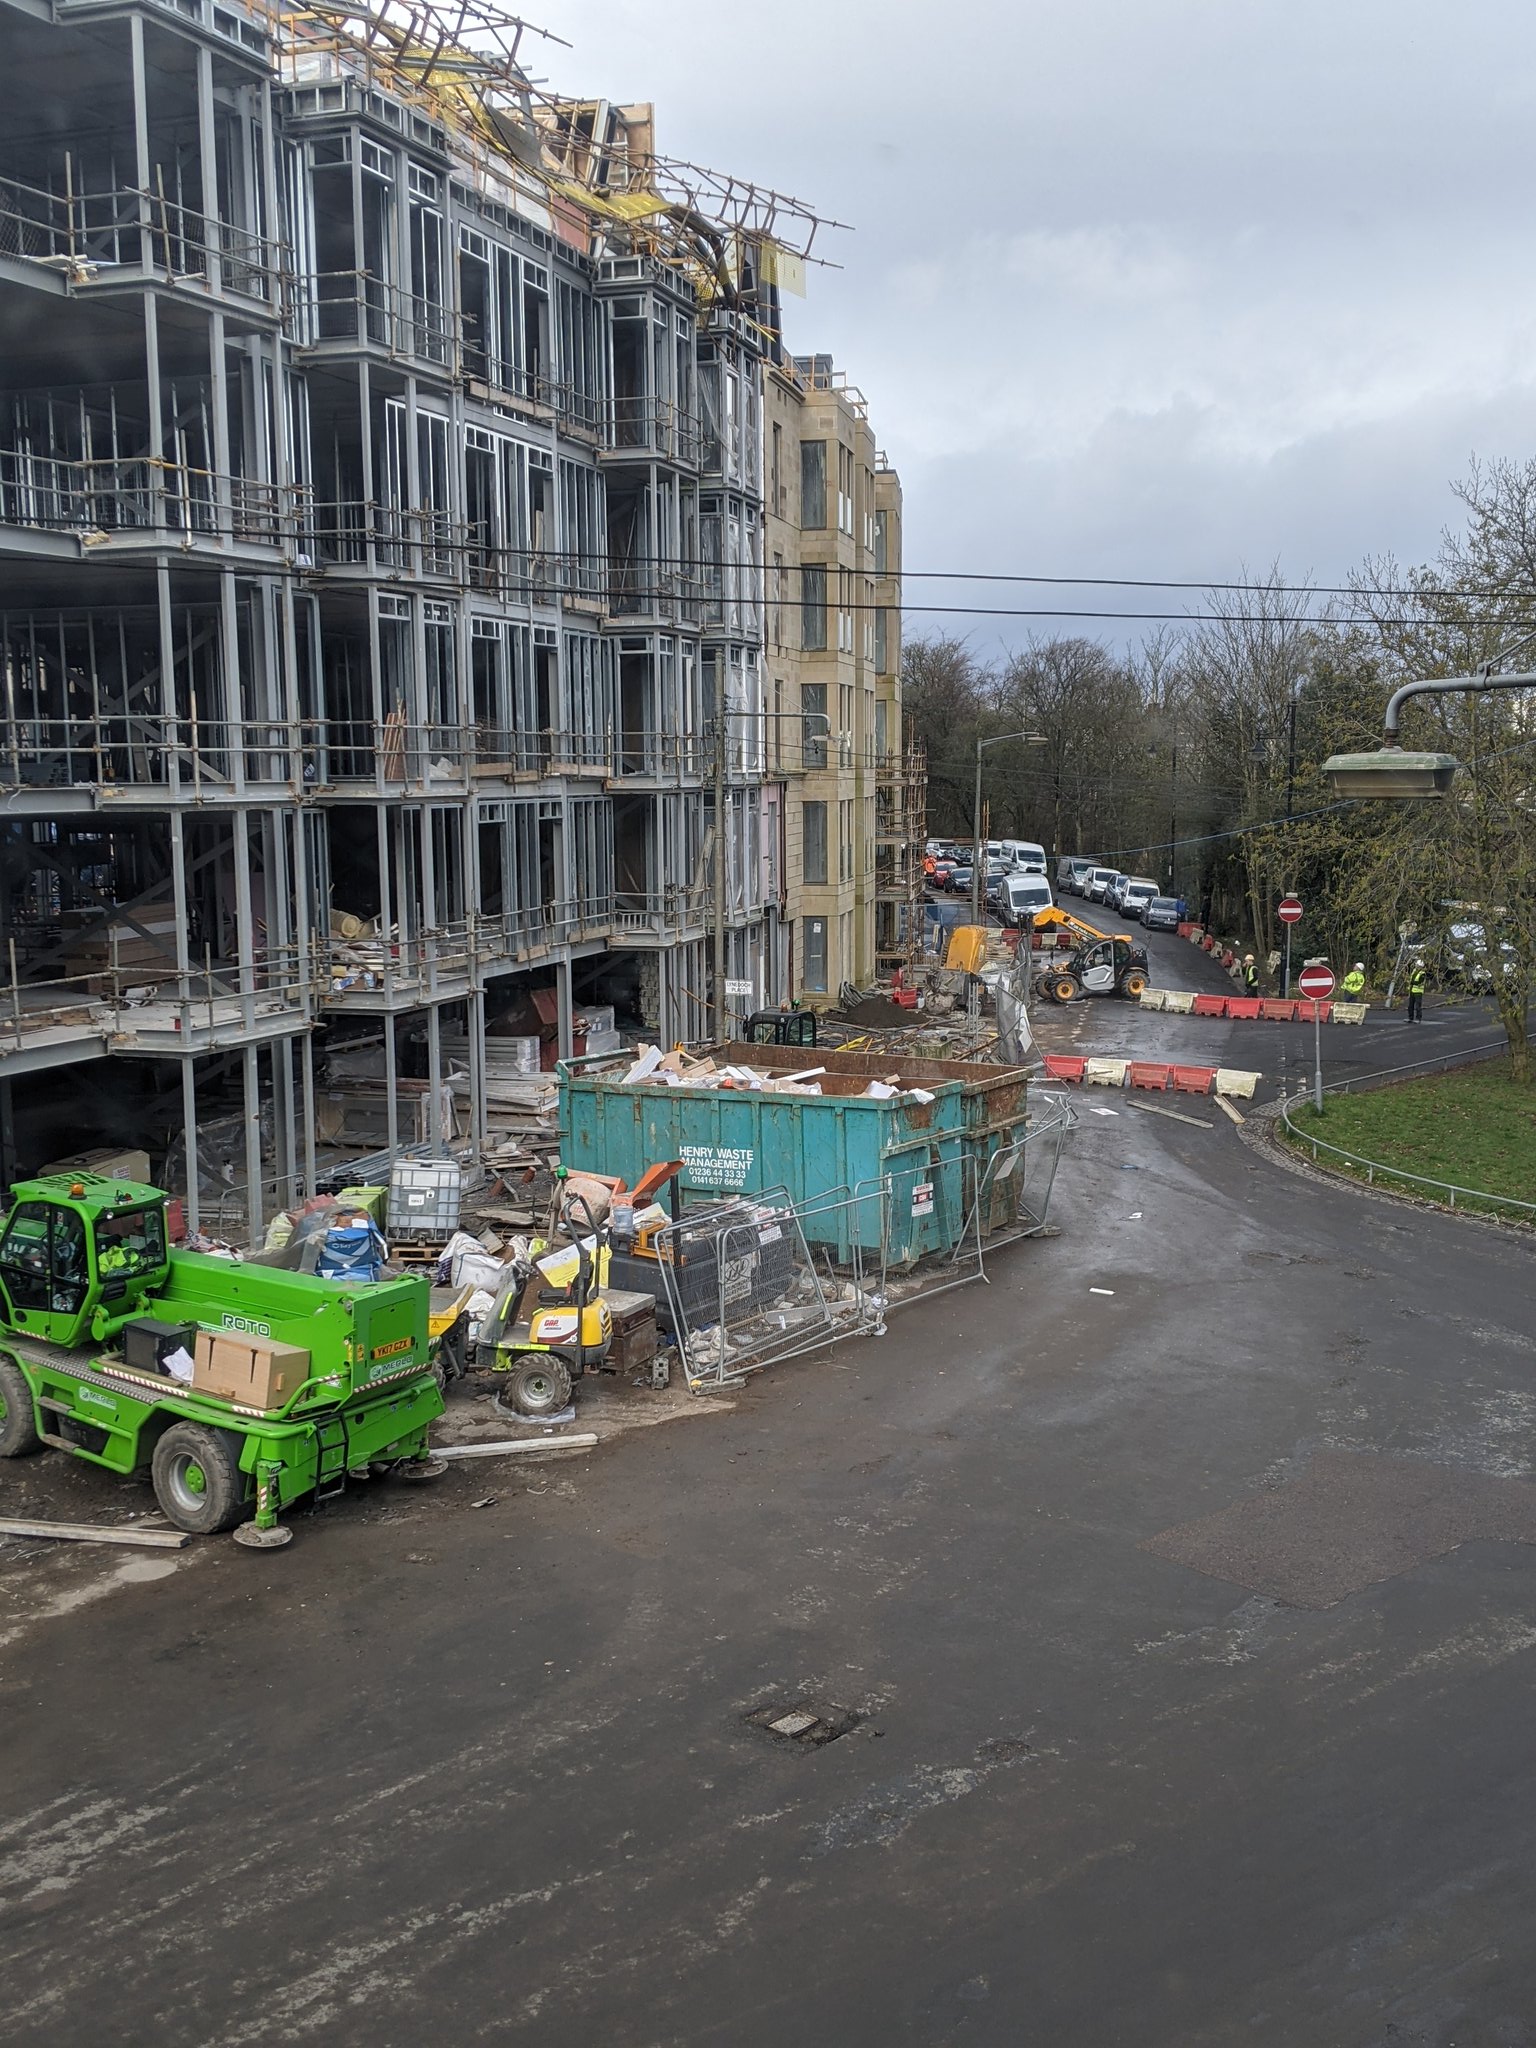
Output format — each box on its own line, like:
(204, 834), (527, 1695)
(1284, 1058), (1536, 1217)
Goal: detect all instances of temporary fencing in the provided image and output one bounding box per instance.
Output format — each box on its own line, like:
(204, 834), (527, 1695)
(663, 1096), (1075, 1393)
(660, 1182), (886, 1393)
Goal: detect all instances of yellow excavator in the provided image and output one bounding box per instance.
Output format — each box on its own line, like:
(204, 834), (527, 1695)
(1029, 907), (1150, 1002)
(1031, 905), (1117, 945)
(944, 904), (1150, 1002)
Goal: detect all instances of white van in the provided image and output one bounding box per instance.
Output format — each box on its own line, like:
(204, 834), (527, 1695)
(999, 839), (1047, 874)
(1001, 875), (1054, 926)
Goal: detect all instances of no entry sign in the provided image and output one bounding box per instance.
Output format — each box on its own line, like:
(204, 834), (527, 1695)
(1277, 895), (1303, 925)
(1297, 962), (1335, 1001)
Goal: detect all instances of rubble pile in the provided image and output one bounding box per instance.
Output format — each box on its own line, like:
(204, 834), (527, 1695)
(611, 1044), (936, 1104)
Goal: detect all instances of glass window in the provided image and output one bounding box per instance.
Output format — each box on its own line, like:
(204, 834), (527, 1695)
(94, 1205), (166, 1280)
(50, 1209), (87, 1315)
(803, 916), (828, 992)
(803, 800), (828, 885)
(801, 564), (827, 652)
(801, 682), (827, 767)
(0, 1200), (51, 1310)
(800, 441), (827, 529)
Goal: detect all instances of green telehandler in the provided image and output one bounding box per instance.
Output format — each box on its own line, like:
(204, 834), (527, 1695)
(0, 1171), (444, 1546)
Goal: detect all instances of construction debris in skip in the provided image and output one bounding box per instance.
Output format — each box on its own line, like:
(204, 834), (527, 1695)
(619, 1044), (935, 1104)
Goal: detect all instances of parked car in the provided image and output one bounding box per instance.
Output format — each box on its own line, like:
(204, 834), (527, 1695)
(1084, 866), (1118, 902)
(1443, 921), (1517, 983)
(999, 875), (1055, 927)
(1057, 857), (1094, 895)
(1104, 873), (1132, 909)
(999, 839), (1048, 875)
(982, 862), (1013, 908)
(930, 859), (956, 890)
(947, 863), (974, 896)
(1120, 879), (1161, 920)
(1141, 895), (1183, 932)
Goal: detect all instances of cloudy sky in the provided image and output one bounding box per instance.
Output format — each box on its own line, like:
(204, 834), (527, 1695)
(542, 0), (1536, 651)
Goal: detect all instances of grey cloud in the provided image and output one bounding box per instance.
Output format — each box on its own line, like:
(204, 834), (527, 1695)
(548, 0), (1536, 647)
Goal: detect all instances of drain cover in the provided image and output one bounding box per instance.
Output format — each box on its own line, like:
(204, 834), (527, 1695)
(745, 1701), (864, 1748)
(769, 1711), (818, 1737)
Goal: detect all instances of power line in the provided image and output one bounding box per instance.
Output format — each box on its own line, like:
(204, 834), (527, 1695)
(49, 508), (1528, 630)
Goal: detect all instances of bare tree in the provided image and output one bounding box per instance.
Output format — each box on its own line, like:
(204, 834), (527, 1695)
(901, 636), (992, 835)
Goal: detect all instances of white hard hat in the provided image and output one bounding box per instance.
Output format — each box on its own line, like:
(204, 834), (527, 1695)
(1353, 962), (1363, 971)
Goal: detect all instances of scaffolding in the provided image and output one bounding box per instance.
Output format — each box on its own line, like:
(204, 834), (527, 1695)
(875, 736), (928, 978)
(0, 0), (894, 1238)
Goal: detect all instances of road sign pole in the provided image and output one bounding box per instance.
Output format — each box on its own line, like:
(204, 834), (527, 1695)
(1297, 957), (1334, 1110)
(1277, 895), (1303, 998)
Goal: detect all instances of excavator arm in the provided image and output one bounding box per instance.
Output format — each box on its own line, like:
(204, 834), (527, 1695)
(1032, 905), (1130, 945)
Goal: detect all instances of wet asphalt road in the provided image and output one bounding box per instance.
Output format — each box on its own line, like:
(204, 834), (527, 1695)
(4, 934), (1536, 2047)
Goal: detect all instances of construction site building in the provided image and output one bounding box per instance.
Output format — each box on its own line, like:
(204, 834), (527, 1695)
(0, 0), (906, 1224)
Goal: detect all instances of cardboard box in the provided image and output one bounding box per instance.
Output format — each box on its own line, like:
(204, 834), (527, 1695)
(193, 1329), (312, 1411)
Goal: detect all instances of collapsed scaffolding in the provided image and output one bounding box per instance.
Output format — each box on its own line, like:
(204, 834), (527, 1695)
(273, 0), (842, 308)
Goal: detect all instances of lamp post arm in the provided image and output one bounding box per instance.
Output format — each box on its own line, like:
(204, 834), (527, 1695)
(1382, 670), (1536, 744)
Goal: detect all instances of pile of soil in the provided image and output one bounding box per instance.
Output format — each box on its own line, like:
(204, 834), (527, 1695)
(839, 994), (920, 1028)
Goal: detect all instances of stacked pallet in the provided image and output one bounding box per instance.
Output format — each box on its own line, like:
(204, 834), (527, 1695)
(440, 1029), (561, 1180)
(54, 909), (180, 988)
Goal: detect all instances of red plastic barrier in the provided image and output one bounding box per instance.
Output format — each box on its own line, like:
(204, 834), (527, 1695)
(1192, 994), (1228, 1017)
(1200, 934), (1216, 951)
(1171, 1066), (1216, 1094)
(1177, 922), (1197, 938)
(1258, 998), (1298, 1021)
(1298, 999), (1333, 1023)
(1220, 949), (1237, 969)
(1227, 996), (1262, 1019)
(1128, 1062), (1172, 1090)
(1042, 1054), (1086, 1083)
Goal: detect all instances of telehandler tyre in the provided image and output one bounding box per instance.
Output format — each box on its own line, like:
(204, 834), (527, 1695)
(0, 1357), (40, 1457)
(1048, 973), (1079, 1004)
(1121, 970), (1148, 999)
(500, 1353), (573, 1418)
(152, 1423), (246, 1534)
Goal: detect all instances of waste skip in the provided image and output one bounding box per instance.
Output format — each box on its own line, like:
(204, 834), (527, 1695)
(558, 1041), (1030, 1266)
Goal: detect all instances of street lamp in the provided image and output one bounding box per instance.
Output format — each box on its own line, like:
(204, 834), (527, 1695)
(971, 731), (1047, 923)
(1254, 674), (1304, 991)
(1321, 668), (1536, 797)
